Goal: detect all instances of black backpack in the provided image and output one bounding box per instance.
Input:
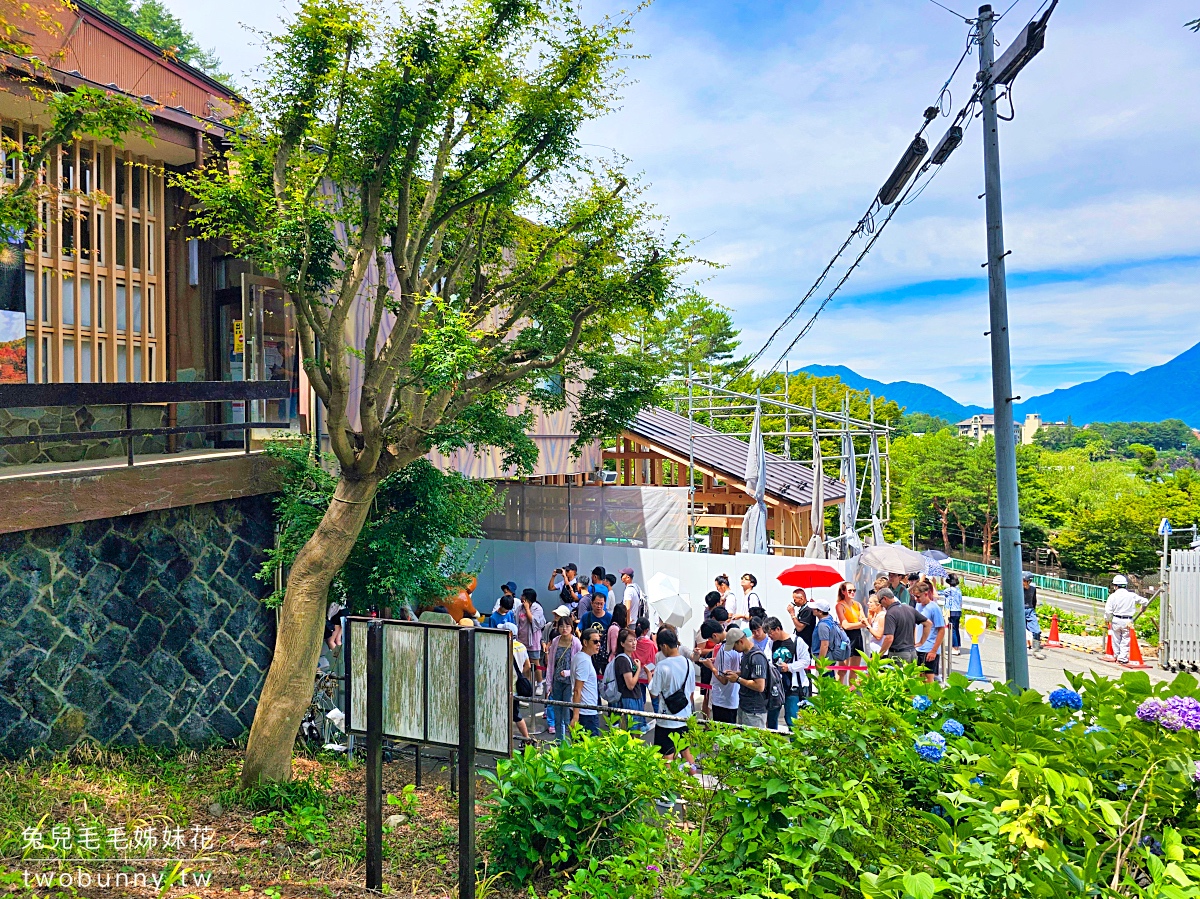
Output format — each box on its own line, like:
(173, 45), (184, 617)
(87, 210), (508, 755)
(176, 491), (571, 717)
(756, 650), (785, 712)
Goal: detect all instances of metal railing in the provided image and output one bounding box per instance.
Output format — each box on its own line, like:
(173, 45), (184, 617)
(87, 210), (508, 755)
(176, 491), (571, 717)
(944, 557), (1108, 602)
(0, 380), (293, 467)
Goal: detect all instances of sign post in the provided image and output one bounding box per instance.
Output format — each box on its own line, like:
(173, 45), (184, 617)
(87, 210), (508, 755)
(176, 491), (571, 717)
(365, 621), (384, 891)
(457, 627), (477, 899)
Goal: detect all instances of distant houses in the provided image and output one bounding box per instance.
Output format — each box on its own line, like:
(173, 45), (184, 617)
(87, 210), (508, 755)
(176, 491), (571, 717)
(956, 413), (1066, 445)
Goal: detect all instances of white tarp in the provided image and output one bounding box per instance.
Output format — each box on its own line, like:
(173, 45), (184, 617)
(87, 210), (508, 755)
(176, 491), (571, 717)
(740, 404), (769, 554)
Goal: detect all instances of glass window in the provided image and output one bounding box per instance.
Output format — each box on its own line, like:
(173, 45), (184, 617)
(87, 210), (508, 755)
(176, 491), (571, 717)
(146, 222), (154, 273)
(132, 284), (142, 335)
(148, 345), (155, 382)
(132, 346), (142, 382)
(98, 146), (109, 194)
(146, 171), (154, 214)
(116, 160), (127, 206)
(62, 274), (74, 326)
(24, 269), (33, 319)
(79, 211), (91, 261)
(40, 335), (50, 382)
(93, 211), (103, 263)
(40, 203), (49, 256)
(116, 282), (126, 331)
(25, 337), (33, 383)
(116, 343), (127, 382)
(2, 125), (15, 180)
(132, 223), (142, 271)
(147, 285), (154, 336)
(62, 338), (76, 382)
(41, 270), (49, 323)
(79, 148), (92, 194)
(97, 278), (105, 329)
(81, 341), (92, 383)
(81, 279), (92, 328)
(115, 217), (126, 267)
(61, 147), (73, 191)
(60, 209), (76, 258)
(131, 165), (142, 209)
(97, 339), (106, 381)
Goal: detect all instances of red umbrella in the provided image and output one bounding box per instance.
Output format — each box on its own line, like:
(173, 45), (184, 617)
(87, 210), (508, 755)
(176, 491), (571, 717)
(777, 562), (845, 589)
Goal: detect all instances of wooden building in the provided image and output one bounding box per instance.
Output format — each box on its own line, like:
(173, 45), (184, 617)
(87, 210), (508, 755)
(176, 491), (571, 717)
(604, 406), (845, 556)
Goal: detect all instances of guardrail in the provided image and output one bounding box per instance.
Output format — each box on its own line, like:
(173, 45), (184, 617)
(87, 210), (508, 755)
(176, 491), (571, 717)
(945, 557), (1108, 602)
(0, 380), (292, 466)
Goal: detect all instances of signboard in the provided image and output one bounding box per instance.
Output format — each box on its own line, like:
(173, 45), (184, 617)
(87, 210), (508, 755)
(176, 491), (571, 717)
(1160, 518), (1173, 537)
(232, 319), (244, 354)
(344, 617), (512, 756)
(0, 228), (27, 383)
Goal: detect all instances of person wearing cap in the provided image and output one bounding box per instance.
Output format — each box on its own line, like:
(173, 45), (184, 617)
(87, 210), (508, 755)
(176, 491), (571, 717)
(809, 598), (844, 681)
(1105, 574), (1145, 666)
(721, 626), (770, 729)
(515, 587), (546, 695)
(620, 568), (646, 623)
(1023, 573), (1043, 657)
(549, 562), (579, 596)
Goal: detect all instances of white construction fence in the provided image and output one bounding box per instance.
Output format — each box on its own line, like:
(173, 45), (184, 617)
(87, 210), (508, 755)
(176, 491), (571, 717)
(1166, 549), (1200, 669)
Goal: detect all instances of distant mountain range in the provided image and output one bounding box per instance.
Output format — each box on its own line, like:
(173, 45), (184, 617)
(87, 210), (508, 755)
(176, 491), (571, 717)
(801, 340), (1200, 427)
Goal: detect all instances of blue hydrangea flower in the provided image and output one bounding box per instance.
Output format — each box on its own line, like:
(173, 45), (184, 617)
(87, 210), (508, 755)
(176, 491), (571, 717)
(1057, 721), (1077, 732)
(1084, 725), (1106, 734)
(969, 776), (984, 786)
(913, 695), (932, 712)
(941, 718), (965, 737)
(915, 732), (946, 762)
(1048, 688), (1083, 710)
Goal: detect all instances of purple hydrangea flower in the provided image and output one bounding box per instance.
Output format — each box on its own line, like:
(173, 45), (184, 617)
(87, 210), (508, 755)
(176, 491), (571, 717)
(1048, 688), (1083, 710)
(1160, 710), (1185, 732)
(1137, 699), (1166, 723)
(915, 732), (947, 762)
(942, 718), (965, 738)
(1192, 761), (1200, 783)
(1163, 696), (1200, 731)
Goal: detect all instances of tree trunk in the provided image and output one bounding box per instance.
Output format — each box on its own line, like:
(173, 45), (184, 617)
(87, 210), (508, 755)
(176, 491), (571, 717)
(982, 515), (995, 565)
(240, 474), (379, 787)
(939, 506), (951, 554)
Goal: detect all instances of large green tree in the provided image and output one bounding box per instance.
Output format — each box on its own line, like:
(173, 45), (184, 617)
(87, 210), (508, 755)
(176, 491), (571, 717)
(616, 289), (742, 379)
(183, 0), (689, 785)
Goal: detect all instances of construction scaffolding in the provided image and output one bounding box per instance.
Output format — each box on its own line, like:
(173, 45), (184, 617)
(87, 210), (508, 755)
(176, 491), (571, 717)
(667, 371), (894, 557)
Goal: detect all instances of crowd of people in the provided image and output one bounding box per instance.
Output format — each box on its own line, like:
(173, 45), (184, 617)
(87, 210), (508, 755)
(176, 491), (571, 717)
(489, 562), (977, 755)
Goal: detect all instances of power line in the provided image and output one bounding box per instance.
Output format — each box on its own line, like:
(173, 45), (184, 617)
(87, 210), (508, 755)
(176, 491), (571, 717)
(733, 22), (981, 382)
(927, 0), (973, 22)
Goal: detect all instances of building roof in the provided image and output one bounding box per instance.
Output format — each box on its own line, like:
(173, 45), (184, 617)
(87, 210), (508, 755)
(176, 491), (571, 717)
(625, 406), (845, 509)
(958, 414), (995, 426)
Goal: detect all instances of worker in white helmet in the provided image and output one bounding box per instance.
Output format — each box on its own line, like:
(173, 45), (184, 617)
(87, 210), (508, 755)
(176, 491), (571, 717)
(1104, 575), (1146, 666)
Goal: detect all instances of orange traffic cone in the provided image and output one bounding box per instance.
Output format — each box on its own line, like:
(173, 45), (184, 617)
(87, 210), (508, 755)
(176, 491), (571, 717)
(1101, 625), (1116, 662)
(1045, 613), (1063, 648)
(1125, 627), (1150, 669)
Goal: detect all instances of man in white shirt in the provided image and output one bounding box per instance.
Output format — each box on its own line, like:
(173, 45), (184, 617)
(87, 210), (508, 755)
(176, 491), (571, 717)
(620, 568), (647, 622)
(570, 626), (603, 737)
(1105, 574), (1145, 666)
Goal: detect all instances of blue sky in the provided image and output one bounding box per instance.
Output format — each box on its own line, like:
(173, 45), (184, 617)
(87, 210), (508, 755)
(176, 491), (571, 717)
(168, 0), (1200, 407)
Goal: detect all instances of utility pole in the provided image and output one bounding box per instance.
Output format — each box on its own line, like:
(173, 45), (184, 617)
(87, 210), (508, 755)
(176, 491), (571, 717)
(977, 4), (1029, 689)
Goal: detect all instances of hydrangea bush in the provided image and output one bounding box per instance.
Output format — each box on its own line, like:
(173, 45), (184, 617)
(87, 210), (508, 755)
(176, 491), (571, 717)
(486, 663), (1200, 898)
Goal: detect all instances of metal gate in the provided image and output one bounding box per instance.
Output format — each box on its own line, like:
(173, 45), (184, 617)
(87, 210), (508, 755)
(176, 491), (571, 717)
(1165, 549), (1200, 668)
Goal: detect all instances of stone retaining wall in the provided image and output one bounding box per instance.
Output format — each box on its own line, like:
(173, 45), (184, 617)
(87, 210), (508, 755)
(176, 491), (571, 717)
(0, 494), (277, 757)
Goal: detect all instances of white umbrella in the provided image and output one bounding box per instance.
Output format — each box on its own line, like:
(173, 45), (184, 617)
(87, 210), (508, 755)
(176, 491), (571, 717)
(646, 571), (680, 601)
(740, 403), (769, 554)
(804, 427), (826, 558)
(650, 591), (693, 628)
(860, 542), (926, 574)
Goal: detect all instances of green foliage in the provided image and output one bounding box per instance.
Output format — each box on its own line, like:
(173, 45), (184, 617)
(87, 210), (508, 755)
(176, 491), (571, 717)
(502, 665), (1200, 898)
(615, 289), (743, 379)
(91, 0), (229, 81)
(221, 772), (330, 812)
(259, 442), (499, 611)
(901, 412), (954, 436)
(480, 726), (683, 883)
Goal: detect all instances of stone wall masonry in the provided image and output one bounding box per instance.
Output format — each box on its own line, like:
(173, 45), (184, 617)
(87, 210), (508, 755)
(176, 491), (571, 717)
(0, 494), (277, 757)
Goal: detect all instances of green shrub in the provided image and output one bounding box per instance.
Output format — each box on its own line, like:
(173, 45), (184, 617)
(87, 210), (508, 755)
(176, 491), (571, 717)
(220, 773), (328, 812)
(480, 727), (683, 883)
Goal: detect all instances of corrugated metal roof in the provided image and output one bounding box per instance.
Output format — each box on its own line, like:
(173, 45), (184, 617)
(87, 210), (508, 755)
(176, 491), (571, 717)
(626, 406), (845, 509)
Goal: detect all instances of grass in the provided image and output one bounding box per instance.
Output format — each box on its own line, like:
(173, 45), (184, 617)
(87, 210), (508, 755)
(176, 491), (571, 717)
(0, 742), (510, 898)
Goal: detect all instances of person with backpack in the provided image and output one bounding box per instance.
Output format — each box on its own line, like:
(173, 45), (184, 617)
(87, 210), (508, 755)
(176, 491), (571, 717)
(570, 626), (604, 738)
(811, 598), (852, 682)
(499, 622), (532, 746)
(604, 628), (645, 731)
(579, 592), (613, 675)
(701, 623), (740, 724)
(619, 568), (646, 622)
(633, 617), (657, 710)
(765, 617), (809, 731)
(721, 626), (770, 729)
(648, 628), (697, 769)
